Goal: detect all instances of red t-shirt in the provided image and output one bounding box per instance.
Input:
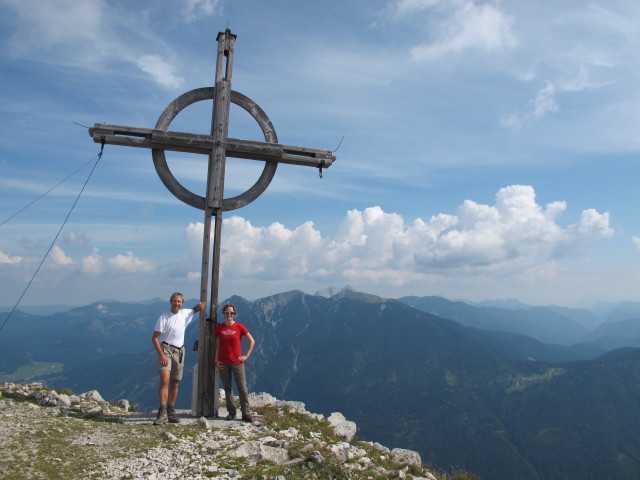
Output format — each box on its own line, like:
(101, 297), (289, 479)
(215, 321), (249, 364)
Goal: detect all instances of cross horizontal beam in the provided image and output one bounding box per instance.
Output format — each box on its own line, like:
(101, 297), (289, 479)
(89, 123), (335, 168)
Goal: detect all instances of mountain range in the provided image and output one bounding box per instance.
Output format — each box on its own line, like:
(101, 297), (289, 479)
(2, 290), (640, 480)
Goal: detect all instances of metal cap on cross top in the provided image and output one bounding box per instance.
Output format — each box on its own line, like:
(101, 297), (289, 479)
(88, 29), (336, 417)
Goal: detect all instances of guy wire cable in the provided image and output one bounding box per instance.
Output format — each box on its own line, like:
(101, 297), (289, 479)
(0, 142), (105, 333)
(0, 153), (100, 227)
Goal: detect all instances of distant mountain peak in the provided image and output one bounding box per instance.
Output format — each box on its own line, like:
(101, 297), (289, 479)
(467, 298), (534, 310)
(330, 289), (386, 304)
(314, 285), (354, 298)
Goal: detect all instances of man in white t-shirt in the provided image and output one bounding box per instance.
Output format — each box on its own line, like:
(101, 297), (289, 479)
(151, 292), (205, 425)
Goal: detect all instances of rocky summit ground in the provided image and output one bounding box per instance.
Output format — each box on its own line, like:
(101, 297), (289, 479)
(0, 382), (465, 480)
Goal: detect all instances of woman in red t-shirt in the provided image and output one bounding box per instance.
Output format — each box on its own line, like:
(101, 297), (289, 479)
(215, 303), (255, 421)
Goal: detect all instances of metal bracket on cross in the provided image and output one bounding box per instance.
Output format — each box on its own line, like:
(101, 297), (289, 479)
(88, 29), (336, 417)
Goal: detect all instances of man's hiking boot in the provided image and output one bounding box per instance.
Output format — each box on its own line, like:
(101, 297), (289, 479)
(226, 411), (237, 420)
(153, 407), (168, 425)
(167, 407), (181, 424)
(242, 413), (253, 423)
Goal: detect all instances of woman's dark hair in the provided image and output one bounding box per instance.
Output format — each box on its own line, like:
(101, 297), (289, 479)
(222, 303), (236, 313)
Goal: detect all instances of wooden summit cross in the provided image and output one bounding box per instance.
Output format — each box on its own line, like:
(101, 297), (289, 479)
(88, 30), (336, 417)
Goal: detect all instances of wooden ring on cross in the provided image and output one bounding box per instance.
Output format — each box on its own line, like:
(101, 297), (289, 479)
(152, 87), (278, 211)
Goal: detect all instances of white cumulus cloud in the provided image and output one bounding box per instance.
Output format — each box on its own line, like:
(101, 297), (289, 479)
(108, 251), (155, 274)
(82, 248), (103, 274)
(50, 246), (73, 266)
(183, 185), (613, 288)
(0, 251), (23, 265)
(82, 249), (154, 275)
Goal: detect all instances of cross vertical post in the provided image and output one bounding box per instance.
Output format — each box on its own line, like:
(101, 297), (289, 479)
(196, 29), (237, 417)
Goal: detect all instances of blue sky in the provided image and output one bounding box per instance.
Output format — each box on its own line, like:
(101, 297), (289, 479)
(1, 0), (639, 308)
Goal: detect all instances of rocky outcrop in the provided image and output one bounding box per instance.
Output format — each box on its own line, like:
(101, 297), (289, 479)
(0, 382), (437, 480)
(0, 381), (130, 415)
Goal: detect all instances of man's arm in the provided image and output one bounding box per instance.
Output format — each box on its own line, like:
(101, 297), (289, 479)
(192, 302), (205, 312)
(152, 331), (168, 366)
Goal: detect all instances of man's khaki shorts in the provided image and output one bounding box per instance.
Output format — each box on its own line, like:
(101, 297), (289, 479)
(160, 343), (185, 380)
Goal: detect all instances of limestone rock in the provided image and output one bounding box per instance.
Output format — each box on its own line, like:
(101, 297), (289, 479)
(56, 394), (72, 407)
(118, 399), (130, 412)
(327, 411), (357, 440)
(197, 416), (210, 428)
(391, 447), (422, 466)
(306, 451), (326, 463)
(328, 442), (367, 463)
(227, 440), (290, 465)
(82, 390), (105, 402)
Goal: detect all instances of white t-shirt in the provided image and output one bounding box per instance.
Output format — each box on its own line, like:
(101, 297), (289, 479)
(154, 308), (197, 348)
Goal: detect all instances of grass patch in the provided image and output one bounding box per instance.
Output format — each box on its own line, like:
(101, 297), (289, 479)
(255, 404), (338, 440)
(0, 362), (64, 382)
(507, 367), (565, 393)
